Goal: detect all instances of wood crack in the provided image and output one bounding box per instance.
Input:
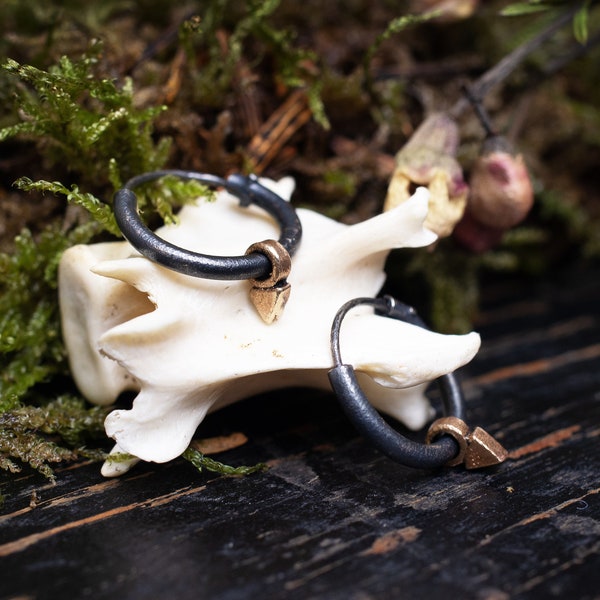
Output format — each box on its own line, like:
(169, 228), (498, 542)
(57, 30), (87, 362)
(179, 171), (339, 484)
(0, 485), (206, 558)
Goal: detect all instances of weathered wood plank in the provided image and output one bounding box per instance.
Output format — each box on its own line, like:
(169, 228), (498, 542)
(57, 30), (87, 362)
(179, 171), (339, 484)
(1, 268), (598, 600)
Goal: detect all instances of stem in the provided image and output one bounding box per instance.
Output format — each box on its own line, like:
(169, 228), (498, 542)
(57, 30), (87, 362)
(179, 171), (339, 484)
(541, 30), (600, 76)
(461, 84), (496, 137)
(449, 5), (582, 118)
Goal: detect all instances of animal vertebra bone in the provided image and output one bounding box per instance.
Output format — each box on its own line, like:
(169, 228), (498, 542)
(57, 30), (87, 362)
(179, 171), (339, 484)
(59, 178), (480, 476)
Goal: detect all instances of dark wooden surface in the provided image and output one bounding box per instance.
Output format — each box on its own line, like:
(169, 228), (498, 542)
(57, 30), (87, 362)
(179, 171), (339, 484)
(1, 266), (599, 600)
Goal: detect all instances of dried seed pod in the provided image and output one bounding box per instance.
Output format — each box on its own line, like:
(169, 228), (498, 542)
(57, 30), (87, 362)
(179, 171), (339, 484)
(384, 112), (469, 238)
(468, 136), (534, 230)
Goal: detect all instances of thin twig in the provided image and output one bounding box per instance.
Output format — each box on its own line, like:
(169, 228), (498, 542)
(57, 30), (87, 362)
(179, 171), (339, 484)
(461, 84), (497, 137)
(449, 5), (582, 118)
(541, 30), (600, 77)
(246, 89), (312, 174)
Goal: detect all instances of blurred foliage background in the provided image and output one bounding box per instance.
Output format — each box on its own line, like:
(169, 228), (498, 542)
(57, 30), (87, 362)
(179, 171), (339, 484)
(0, 0), (598, 480)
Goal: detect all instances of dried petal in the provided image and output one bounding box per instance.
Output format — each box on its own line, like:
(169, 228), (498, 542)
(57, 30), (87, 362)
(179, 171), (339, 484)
(384, 113), (469, 237)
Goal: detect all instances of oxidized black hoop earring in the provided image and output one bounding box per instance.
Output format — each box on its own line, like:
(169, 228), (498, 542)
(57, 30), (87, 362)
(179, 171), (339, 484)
(328, 296), (508, 469)
(113, 170), (302, 324)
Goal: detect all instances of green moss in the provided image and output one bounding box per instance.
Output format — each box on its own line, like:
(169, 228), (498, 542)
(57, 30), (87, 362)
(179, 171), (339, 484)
(0, 395), (109, 480)
(403, 245), (480, 334)
(180, 0), (326, 125)
(0, 44), (185, 479)
(0, 223), (99, 414)
(1, 42), (171, 189)
(182, 447), (268, 477)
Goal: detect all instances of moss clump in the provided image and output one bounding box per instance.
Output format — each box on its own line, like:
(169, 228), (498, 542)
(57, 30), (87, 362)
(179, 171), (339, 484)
(0, 223), (99, 413)
(1, 41), (170, 189)
(0, 43), (210, 479)
(182, 447), (268, 477)
(0, 396), (109, 480)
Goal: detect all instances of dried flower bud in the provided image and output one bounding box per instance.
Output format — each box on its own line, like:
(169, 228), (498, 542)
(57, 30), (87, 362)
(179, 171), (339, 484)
(384, 112), (469, 238)
(454, 136), (535, 252)
(468, 135), (534, 230)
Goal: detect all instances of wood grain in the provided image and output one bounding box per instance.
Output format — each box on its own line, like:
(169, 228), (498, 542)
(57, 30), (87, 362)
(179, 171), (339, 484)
(1, 267), (598, 600)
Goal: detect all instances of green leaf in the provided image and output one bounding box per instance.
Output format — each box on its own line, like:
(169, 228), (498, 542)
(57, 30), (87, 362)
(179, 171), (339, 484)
(501, 3), (550, 16)
(573, 1), (590, 44)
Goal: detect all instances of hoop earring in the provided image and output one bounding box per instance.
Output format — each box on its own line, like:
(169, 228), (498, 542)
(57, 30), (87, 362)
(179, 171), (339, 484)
(113, 170), (302, 323)
(328, 296), (508, 469)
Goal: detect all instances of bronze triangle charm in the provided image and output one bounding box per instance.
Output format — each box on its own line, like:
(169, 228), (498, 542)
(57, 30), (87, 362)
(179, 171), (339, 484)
(249, 282), (291, 324)
(464, 426), (508, 469)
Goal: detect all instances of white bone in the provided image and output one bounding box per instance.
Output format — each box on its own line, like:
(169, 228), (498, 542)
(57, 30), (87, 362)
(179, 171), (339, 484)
(58, 179), (480, 476)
